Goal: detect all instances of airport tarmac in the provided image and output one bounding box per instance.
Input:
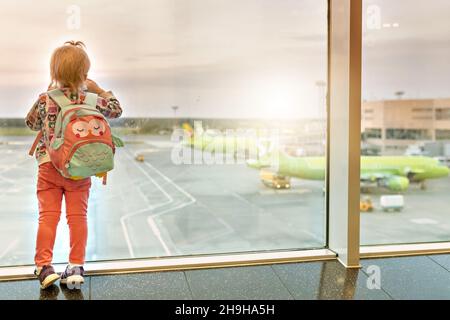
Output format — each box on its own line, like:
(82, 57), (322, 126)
(0, 135), (449, 267)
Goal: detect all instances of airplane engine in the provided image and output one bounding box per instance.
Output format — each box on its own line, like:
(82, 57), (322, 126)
(384, 176), (410, 192)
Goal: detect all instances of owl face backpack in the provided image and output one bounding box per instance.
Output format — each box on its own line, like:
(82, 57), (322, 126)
(29, 89), (123, 184)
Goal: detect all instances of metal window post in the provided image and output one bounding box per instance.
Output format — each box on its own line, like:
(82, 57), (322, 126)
(327, 0), (362, 268)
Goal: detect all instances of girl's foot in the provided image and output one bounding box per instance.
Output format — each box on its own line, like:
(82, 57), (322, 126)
(60, 265), (85, 289)
(34, 265), (60, 290)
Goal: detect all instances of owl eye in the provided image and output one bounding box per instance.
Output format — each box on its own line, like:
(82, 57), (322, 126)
(88, 119), (106, 136)
(72, 121), (89, 138)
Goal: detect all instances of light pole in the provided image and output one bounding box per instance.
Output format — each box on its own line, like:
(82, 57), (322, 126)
(395, 91), (405, 100)
(171, 105), (179, 128)
(172, 105), (179, 117)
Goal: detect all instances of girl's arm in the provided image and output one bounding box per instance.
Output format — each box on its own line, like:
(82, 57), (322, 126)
(96, 91), (122, 119)
(25, 96), (44, 131)
(85, 79), (122, 119)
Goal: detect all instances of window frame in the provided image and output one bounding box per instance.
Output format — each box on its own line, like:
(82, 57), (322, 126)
(1, 0), (450, 280)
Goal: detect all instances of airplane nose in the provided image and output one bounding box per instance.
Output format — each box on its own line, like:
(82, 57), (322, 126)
(435, 165), (450, 178)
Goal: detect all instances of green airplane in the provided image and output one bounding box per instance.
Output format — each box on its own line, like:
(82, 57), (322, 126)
(247, 152), (450, 192)
(182, 128), (262, 157)
(181, 126), (449, 192)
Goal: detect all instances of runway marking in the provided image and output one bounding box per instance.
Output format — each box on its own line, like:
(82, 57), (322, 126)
(141, 158), (197, 254)
(231, 189), (324, 244)
(410, 218), (439, 225)
(118, 148), (197, 257)
(147, 216), (172, 256)
(302, 230), (325, 243)
(196, 201), (235, 235)
(120, 152), (174, 258)
(231, 191), (263, 212)
(0, 175), (16, 184)
(2, 141), (31, 146)
(0, 158), (33, 174)
(125, 152), (174, 204)
(142, 160), (196, 206)
(145, 195), (196, 254)
(0, 159), (29, 194)
(120, 149), (198, 257)
(0, 237), (20, 260)
(149, 196), (195, 219)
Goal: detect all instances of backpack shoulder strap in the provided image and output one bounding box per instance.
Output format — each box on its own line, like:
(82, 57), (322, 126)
(47, 89), (73, 108)
(84, 92), (98, 109)
(28, 131), (43, 156)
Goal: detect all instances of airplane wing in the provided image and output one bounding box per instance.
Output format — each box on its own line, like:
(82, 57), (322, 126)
(361, 166), (427, 182)
(360, 173), (410, 191)
(360, 172), (392, 182)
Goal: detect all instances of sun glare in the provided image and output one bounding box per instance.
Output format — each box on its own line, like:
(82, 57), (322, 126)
(258, 81), (298, 119)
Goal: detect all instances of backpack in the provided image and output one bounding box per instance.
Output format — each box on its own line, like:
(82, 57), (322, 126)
(29, 89), (124, 184)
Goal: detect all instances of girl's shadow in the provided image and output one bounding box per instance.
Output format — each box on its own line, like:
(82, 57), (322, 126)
(39, 284), (85, 300)
(60, 284), (85, 300)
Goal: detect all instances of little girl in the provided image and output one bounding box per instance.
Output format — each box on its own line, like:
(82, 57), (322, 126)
(25, 41), (122, 289)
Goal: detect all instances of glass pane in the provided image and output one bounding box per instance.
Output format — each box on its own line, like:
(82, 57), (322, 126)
(0, 0), (328, 266)
(361, 0), (450, 244)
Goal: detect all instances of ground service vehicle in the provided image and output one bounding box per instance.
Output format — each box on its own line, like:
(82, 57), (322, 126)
(260, 170), (291, 189)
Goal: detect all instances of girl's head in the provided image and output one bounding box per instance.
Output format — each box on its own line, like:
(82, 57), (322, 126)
(50, 41), (90, 92)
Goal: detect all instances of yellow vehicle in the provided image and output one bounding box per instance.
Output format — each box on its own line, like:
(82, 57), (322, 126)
(360, 197), (374, 212)
(135, 154), (145, 162)
(260, 170), (291, 189)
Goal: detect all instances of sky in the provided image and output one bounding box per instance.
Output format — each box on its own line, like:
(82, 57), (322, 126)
(0, 0), (449, 119)
(363, 0), (450, 102)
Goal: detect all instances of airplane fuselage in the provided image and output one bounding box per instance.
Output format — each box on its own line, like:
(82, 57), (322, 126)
(277, 155), (450, 182)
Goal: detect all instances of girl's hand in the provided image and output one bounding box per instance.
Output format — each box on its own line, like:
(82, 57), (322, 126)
(85, 79), (106, 95)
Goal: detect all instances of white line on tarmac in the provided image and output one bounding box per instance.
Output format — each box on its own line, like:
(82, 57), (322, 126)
(120, 148), (198, 258)
(120, 152), (174, 258)
(142, 160), (196, 205)
(0, 158), (33, 175)
(124, 152), (173, 204)
(0, 238), (20, 260)
(146, 196), (195, 256)
(136, 149), (197, 253)
(0, 174), (16, 185)
(147, 216), (172, 256)
(233, 188), (324, 244)
(302, 229), (325, 243)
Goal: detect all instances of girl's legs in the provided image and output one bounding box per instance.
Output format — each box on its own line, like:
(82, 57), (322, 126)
(64, 178), (91, 265)
(35, 163), (63, 267)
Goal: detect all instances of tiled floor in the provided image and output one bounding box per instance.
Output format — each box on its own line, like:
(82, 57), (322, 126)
(0, 255), (449, 300)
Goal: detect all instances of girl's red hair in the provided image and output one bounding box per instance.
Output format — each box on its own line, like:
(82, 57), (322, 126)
(50, 41), (90, 92)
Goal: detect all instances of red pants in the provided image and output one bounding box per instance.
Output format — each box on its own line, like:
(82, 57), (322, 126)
(35, 162), (91, 267)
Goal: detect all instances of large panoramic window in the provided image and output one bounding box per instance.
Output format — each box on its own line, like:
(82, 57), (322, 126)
(361, 0), (450, 245)
(0, 0), (328, 266)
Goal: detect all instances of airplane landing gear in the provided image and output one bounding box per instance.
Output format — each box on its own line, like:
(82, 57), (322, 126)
(361, 187), (371, 194)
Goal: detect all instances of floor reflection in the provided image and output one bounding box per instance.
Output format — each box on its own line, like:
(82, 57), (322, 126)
(38, 284), (85, 300)
(60, 284), (85, 300)
(317, 262), (360, 300)
(39, 285), (59, 300)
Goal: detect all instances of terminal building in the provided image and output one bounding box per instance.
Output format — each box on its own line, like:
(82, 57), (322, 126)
(362, 98), (450, 155)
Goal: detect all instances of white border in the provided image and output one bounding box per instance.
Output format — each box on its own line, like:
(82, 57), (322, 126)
(0, 249), (336, 281)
